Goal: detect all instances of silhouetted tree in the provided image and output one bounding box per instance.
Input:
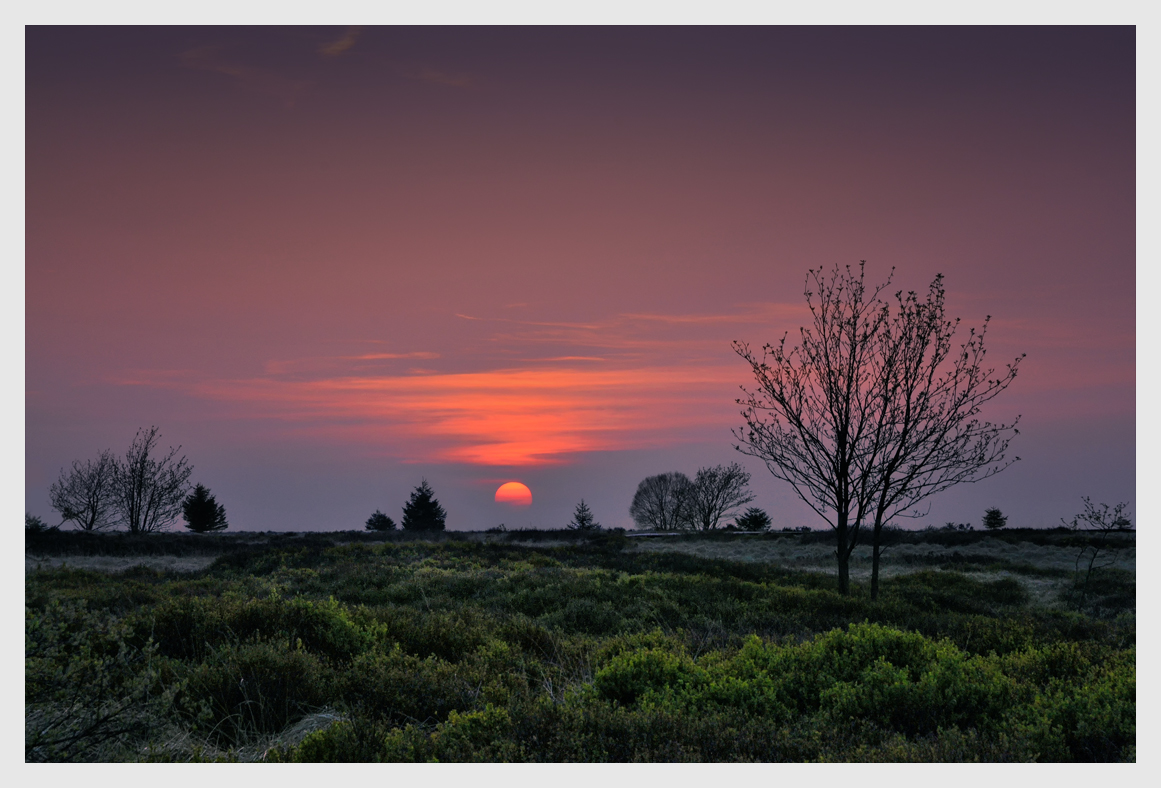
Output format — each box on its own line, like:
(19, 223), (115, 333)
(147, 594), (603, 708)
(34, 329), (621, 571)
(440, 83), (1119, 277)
(182, 484), (228, 532)
(401, 479), (447, 531)
(734, 507), (772, 532)
(629, 472), (692, 531)
(26, 512), (52, 533)
(567, 499), (601, 531)
(1063, 498), (1132, 609)
(111, 427), (193, 534)
(686, 463), (755, 530)
(365, 510), (396, 531)
(735, 263), (1022, 596)
(854, 276), (1022, 599)
(49, 450), (117, 531)
(734, 264), (895, 594)
(982, 507), (1008, 531)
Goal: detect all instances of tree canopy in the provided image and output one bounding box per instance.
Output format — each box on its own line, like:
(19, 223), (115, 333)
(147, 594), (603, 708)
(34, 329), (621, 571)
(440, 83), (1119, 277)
(49, 450), (117, 531)
(982, 508), (1008, 531)
(401, 480), (447, 531)
(735, 263), (1022, 595)
(734, 507), (772, 532)
(629, 472), (692, 531)
(112, 427), (193, 534)
(685, 463), (755, 530)
(567, 499), (601, 531)
(365, 510), (396, 531)
(182, 484), (228, 533)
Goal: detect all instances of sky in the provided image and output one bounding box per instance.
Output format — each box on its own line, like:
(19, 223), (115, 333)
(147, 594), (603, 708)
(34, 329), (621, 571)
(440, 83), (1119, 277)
(24, 26), (1135, 532)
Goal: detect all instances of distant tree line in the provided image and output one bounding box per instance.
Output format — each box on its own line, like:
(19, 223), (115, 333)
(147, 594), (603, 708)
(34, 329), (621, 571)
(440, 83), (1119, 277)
(41, 426), (227, 534)
(365, 479), (447, 531)
(629, 462), (770, 532)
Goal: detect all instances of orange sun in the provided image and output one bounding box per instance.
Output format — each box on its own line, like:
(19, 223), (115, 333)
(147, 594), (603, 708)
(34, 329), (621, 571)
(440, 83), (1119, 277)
(495, 482), (533, 506)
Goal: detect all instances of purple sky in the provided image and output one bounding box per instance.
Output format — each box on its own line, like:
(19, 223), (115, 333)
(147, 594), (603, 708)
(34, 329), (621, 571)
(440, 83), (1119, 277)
(25, 26), (1135, 531)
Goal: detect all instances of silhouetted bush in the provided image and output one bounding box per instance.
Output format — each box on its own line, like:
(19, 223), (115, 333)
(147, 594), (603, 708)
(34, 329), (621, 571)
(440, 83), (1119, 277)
(26, 512), (52, 533)
(983, 507), (1008, 530)
(365, 510), (396, 532)
(735, 507), (772, 532)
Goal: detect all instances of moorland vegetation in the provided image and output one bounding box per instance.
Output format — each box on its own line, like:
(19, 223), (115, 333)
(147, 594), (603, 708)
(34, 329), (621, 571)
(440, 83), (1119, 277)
(25, 526), (1134, 762)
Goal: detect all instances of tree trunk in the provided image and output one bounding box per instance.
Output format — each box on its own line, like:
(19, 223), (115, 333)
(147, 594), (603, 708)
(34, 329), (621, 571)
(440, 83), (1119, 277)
(835, 516), (851, 595)
(870, 530), (881, 601)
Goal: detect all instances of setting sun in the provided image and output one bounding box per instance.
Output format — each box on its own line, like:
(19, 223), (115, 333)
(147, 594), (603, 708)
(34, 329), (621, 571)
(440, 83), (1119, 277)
(495, 482), (533, 506)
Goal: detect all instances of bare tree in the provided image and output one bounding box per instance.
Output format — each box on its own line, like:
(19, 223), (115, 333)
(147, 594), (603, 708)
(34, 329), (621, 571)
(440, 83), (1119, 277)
(685, 463), (755, 531)
(734, 263), (1022, 596)
(629, 472), (693, 531)
(734, 263), (895, 594)
(854, 276), (1023, 599)
(49, 450), (117, 531)
(111, 427), (193, 534)
(1063, 498), (1133, 609)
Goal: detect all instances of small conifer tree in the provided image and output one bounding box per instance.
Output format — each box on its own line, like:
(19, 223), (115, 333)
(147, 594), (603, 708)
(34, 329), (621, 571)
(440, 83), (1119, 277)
(365, 510), (396, 531)
(735, 507), (772, 532)
(26, 512), (51, 532)
(182, 484), (228, 532)
(401, 479), (447, 531)
(982, 507), (1007, 530)
(567, 499), (601, 531)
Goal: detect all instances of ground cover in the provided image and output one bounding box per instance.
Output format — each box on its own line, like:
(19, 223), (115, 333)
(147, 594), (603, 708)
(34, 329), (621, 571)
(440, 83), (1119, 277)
(25, 529), (1135, 762)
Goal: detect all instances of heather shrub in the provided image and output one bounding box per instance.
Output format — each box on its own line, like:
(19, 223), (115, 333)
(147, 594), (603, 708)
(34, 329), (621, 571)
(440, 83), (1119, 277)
(26, 601), (175, 761)
(177, 639), (332, 746)
(134, 595), (373, 663)
(593, 647), (705, 706)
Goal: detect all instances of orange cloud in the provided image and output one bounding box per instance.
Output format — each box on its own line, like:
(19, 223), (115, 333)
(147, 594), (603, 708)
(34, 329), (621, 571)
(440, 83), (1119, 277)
(119, 304), (811, 466)
(340, 352), (441, 361)
(138, 364), (742, 466)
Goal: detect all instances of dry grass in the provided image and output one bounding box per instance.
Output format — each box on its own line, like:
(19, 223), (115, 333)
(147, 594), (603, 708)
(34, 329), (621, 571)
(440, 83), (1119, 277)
(137, 709), (347, 762)
(25, 554), (218, 574)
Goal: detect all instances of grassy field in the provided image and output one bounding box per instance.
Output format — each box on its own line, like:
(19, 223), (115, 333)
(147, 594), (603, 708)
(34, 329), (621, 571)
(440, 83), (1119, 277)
(25, 527), (1135, 762)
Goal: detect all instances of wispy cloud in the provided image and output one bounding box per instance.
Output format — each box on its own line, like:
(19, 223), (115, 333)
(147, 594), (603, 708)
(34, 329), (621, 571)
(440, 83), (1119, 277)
(118, 304), (809, 466)
(262, 351), (439, 376)
(318, 26), (361, 57)
(622, 304), (809, 325)
(125, 364), (742, 467)
(179, 45), (314, 105)
(522, 356), (606, 362)
(454, 304), (810, 364)
(340, 352), (441, 361)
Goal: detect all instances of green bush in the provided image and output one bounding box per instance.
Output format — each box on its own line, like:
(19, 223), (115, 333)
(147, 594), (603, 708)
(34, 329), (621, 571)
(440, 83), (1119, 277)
(270, 719), (396, 763)
(177, 639), (332, 746)
(26, 601), (175, 761)
(136, 595), (372, 663)
(594, 647), (705, 706)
